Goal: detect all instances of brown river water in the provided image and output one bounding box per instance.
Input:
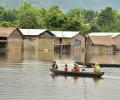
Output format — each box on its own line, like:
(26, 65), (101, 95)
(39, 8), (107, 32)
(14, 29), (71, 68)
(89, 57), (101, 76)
(0, 50), (120, 100)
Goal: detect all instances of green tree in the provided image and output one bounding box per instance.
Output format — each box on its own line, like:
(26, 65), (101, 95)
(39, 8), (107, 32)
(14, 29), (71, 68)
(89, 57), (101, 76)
(1, 9), (18, 22)
(0, 7), (4, 22)
(18, 1), (39, 28)
(90, 22), (101, 32)
(0, 7), (4, 15)
(0, 21), (12, 27)
(35, 8), (46, 28)
(84, 10), (97, 23)
(107, 15), (120, 32)
(96, 7), (118, 31)
(45, 5), (65, 30)
(64, 16), (82, 31)
(63, 8), (92, 33)
(64, 8), (84, 31)
(0, 7), (18, 27)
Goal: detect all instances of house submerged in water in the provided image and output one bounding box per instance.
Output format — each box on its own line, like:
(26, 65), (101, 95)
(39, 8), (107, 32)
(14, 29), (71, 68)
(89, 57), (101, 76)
(20, 29), (86, 52)
(0, 27), (23, 51)
(1, 27), (120, 53)
(86, 32), (120, 53)
(52, 31), (86, 53)
(20, 29), (55, 51)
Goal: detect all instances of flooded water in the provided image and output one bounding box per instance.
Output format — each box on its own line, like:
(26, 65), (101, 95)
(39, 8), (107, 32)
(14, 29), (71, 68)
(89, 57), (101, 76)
(0, 50), (120, 100)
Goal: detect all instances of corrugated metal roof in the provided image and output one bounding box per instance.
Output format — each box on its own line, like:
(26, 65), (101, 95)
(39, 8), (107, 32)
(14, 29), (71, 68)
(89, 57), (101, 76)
(20, 29), (47, 35)
(88, 32), (120, 38)
(52, 31), (80, 38)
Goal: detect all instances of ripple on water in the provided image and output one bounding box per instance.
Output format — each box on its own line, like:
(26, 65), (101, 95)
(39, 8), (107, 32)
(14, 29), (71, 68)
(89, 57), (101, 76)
(0, 60), (120, 100)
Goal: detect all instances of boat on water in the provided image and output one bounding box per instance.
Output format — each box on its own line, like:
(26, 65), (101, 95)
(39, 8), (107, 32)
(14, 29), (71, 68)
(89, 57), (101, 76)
(50, 69), (104, 78)
(76, 62), (120, 67)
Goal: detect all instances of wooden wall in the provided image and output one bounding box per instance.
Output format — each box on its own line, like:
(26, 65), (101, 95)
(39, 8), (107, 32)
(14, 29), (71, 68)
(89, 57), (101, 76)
(39, 31), (54, 39)
(8, 29), (23, 51)
(38, 39), (54, 51)
(71, 34), (86, 51)
(86, 37), (113, 54)
(113, 35), (120, 50)
(23, 31), (54, 51)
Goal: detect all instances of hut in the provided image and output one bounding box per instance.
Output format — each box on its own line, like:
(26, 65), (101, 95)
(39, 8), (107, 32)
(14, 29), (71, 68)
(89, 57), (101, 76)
(86, 33), (116, 53)
(112, 34), (120, 51)
(52, 31), (86, 53)
(38, 30), (55, 51)
(0, 27), (23, 51)
(20, 29), (55, 51)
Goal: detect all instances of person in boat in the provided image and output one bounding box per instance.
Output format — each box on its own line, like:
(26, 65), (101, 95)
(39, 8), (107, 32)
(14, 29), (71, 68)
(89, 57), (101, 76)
(82, 68), (86, 72)
(52, 61), (58, 70)
(71, 63), (80, 72)
(64, 64), (68, 72)
(92, 62), (101, 73)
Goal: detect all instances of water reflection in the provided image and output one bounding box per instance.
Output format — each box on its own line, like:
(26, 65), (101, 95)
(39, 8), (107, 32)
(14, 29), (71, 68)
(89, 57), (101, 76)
(0, 49), (23, 63)
(54, 49), (86, 62)
(51, 73), (102, 83)
(50, 74), (81, 81)
(36, 51), (54, 62)
(50, 74), (103, 100)
(55, 49), (120, 64)
(23, 50), (54, 62)
(93, 77), (103, 85)
(7, 49), (23, 63)
(0, 50), (54, 63)
(86, 51), (120, 64)
(0, 49), (120, 100)
(0, 48), (120, 64)
(0, 51), (7, 63)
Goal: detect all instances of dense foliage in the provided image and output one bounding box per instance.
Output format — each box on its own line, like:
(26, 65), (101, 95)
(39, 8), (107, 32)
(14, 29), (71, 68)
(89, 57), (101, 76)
(0, 1), (120, 34)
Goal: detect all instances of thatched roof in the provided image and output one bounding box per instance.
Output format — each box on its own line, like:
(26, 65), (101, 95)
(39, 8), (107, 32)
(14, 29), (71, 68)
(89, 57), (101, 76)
(88, 36), (113, 46)
(88, 32), (120, 38)
(0, 27), (17, 37)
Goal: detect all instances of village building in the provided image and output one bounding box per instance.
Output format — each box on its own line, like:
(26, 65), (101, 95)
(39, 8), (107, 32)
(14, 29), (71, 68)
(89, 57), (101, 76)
(112, 34), (120, 50)
(86, 32), (120, 53)
(20, 29), (55, 51)
(0, 27), (23, 51)
(52, 31), (86, 53)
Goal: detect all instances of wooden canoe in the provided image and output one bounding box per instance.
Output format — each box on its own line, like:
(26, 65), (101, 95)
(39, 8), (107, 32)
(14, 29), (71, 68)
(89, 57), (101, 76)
(76, 62), (120, 67)
(50, 69), (104, 78)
